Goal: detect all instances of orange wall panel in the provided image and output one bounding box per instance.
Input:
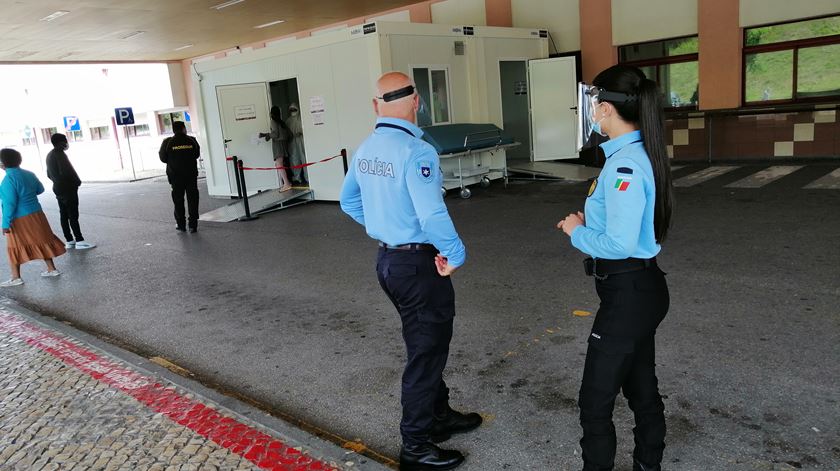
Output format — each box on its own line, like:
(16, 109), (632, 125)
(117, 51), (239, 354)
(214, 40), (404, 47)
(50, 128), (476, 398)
(698, 0), (741, 110)
(580, 0), (616, 82)
(486, 0), (512, 27)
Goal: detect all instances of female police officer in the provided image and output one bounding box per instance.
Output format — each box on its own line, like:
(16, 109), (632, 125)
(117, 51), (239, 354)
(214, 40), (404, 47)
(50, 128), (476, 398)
(558, 65), (674, 471)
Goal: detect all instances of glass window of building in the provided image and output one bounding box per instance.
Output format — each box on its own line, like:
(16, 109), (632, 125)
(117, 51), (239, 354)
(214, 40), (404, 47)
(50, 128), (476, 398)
(158, 111), (191, 134)
(412, 67), (452, 126)
(744, 15), (840, 104)
(66, 130), (84, 142)
(618, 36), (699, 109)
(125, 124), (150, 137)
(90, 126), (110, 141)
(41, 127), (58, 144)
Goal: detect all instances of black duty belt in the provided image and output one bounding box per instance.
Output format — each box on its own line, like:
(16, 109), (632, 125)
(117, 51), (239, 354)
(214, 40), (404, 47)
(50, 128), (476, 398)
(379, 242), (437, 252)
(584, 257), (656, 279)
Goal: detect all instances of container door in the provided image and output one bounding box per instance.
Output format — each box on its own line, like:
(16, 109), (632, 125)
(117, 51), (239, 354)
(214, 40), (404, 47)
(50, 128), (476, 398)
(217, 83), (279, 193)
(528, 56), (578, 161)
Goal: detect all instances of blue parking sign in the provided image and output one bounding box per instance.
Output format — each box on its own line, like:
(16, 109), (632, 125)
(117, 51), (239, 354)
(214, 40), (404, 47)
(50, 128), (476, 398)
(115, 107), (135, 125)
(63, 116), (81, 132)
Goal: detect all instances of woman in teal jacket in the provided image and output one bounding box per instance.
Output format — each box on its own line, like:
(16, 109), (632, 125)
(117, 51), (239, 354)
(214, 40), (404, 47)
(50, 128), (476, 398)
(0, 148), (65, 286)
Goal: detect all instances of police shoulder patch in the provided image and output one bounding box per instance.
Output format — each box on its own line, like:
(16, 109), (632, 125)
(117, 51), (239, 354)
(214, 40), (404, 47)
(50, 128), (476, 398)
(617, 167), (634, 175)
(416, 160), (434, 183)
(587, 178), (598, 197)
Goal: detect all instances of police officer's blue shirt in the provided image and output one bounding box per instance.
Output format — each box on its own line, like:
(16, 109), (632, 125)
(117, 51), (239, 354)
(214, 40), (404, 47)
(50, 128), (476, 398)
(571, 130), (661, 260)
(340, 117), (467, 267)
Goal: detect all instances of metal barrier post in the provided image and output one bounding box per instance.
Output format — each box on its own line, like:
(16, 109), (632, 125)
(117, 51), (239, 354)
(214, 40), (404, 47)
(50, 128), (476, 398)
(341, 148), (348, 175)
(231, 156), (243, 199)
(237, 160), (259, 221)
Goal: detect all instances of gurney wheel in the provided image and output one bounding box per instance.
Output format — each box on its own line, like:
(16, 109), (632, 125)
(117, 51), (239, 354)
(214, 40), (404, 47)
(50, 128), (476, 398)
(460, 188), (472, 199)
(441, 187), (448, 198)
(480, 176), (491, 188)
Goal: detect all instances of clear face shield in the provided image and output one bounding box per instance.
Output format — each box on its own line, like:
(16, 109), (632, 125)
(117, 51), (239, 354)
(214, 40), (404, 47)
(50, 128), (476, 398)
(576, 82), (598, 151)
(576, 83), (638, 150)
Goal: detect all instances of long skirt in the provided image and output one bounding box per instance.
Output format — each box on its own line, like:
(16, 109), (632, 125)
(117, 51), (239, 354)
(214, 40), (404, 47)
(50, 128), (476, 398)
(6, 211), (66, 265)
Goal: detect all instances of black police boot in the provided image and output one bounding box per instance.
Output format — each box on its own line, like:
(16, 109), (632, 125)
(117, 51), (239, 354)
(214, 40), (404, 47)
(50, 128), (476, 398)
(399, 442), (464, 471)
(188, 226), (197, 233)
(175, 225), (186, 232)
(430, 407), (483, 443)
(633, 459), (661, 471)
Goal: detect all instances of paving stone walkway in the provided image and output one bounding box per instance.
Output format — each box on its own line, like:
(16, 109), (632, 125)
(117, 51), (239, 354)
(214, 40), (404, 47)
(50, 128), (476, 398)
(0, 307), (374, 471)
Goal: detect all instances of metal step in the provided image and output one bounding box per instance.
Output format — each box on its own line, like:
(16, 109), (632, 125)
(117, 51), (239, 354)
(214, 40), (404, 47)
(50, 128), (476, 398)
(508, 161), (601, 181)
(199, 188), (314, 222)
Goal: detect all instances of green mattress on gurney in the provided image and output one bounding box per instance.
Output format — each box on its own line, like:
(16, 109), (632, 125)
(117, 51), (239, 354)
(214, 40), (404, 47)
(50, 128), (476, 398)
(421, 124), (515, 155)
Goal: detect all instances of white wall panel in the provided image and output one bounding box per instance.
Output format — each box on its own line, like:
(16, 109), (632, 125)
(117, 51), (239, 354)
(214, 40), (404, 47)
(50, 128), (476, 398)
(512, 0), (580, 52)
(195, 36), (376, 199)
(740, 0), (840, 27)
(482, 38), (549, 127)
(431, 0), (487, 26)
(387, 35), (471, 123)
(611, 0), (698, 45)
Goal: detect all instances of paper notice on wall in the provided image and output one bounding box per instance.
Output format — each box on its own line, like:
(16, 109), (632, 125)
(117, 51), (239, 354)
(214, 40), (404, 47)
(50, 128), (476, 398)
(234, 104), (257, 121)
(309, 96), (325, 126)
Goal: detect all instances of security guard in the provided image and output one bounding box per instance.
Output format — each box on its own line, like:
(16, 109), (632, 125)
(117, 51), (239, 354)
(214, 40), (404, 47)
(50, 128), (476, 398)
(558, 65), (674, 471)
(159, 121), (200, 233)
(340, 72), (481, 471)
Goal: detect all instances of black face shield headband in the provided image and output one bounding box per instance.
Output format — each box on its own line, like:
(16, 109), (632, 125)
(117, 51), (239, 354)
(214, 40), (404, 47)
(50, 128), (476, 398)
(377, 85), (415, 102)
(586, 87), (638, 104)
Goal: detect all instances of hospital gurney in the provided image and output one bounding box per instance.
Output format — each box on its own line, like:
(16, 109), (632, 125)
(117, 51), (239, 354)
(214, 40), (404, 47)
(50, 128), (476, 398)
(422, 124), (520, 199)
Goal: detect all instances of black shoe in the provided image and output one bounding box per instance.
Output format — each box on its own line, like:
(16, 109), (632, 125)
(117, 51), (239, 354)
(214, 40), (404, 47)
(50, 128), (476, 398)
(633, 459), (661, 471)
(188, 227), (197, 233)
(399, 443), (464, 471)
(430, 407), (483, 443)
(175, 225), (186, 232)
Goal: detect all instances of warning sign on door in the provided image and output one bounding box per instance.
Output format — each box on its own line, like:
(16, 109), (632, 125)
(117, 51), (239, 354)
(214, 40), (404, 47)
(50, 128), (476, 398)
(234, 105), (257, 121)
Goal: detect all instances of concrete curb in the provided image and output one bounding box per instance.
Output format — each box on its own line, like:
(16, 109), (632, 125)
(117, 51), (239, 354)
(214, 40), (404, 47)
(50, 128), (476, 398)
(0, 296), (393, 471)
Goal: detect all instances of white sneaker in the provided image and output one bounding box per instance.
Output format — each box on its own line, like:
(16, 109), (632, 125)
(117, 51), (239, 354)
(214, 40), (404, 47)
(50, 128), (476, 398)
(65, 241), (76, 249)
(0, 278), (24, 287)
(40, 270), (62, 277)
(74, 241), (96, 250)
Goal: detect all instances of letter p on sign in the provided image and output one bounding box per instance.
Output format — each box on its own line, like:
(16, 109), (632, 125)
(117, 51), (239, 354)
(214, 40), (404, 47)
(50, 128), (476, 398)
(115, 107), (135, 126)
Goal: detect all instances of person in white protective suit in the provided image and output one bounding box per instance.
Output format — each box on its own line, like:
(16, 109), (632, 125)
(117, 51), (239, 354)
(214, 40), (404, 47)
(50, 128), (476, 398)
(287, 103), (307, 185)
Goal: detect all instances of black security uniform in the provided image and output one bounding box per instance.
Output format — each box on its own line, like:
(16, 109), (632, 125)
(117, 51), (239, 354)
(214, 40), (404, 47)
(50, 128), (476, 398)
(159, 132), (200, 231)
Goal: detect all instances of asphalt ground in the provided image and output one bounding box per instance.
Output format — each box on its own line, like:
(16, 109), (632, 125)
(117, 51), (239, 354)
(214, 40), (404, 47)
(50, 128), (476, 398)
(0, 163), (838, 470)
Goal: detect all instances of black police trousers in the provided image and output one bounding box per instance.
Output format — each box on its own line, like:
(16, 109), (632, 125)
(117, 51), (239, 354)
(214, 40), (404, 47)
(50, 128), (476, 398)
(55, 190), (83, 242)
(579, 265), (669, 471)
(171, 176), (199, 229)
(376, 246), (453, 446)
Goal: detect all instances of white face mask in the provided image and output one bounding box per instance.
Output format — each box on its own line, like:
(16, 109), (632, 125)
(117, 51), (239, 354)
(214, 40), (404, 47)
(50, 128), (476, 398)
(590, 103), (607, 137)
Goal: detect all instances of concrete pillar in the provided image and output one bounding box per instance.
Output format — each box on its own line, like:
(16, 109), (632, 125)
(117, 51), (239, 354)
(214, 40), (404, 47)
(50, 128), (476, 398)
(409, 3), (433, 23)
(580, 0), (617, 82)
(698, 0), (741, 110)
(485, 0), (512, 27)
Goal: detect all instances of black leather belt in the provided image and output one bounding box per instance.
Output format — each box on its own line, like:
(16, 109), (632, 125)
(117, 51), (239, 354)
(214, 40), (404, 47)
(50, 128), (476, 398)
(584, 257), (656, 279)
(379, 242), (437, 251)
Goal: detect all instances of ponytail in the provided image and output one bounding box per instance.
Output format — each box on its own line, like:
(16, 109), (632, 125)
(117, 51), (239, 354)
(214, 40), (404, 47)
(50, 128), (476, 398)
(637, 78), (673, 243)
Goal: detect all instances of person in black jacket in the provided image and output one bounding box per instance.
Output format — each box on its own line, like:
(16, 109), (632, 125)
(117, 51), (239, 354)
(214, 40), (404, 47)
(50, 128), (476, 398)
(159, 121), (200, 233)
(46, 133), (95, 250)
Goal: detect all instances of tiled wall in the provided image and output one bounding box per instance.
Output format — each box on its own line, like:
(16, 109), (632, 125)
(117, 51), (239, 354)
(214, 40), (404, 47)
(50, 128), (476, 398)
(665, 106), (840, 161)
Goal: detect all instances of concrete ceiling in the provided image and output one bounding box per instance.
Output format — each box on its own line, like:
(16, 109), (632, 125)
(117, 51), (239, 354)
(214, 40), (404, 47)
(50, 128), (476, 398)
(0, 0), (418, 63)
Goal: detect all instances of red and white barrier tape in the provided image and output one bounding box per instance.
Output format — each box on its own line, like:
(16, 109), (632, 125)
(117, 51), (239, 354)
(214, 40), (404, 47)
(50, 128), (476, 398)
(226, 154), (342, 171)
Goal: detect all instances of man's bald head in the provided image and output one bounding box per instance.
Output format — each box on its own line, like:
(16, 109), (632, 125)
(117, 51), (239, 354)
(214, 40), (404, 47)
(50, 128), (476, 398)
(373, 71), (419, 122)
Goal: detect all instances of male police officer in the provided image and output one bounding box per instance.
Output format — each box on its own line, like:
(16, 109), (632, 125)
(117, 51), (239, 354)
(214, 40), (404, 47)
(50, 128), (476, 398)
(159, 121), (200, 233)
(340, 72), (481, 470)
